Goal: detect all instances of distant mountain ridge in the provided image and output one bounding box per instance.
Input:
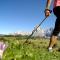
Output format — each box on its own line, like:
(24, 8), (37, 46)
(9, 27), (53, 38)
(0, 27), (54, 38)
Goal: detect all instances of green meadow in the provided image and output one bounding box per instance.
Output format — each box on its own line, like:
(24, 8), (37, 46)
(0, 37), (60, 60)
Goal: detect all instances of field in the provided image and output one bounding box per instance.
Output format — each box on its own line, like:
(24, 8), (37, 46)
(1, 37), (60, 60)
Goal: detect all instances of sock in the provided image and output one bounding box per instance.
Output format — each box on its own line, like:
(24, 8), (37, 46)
(48, 47), (52, 50)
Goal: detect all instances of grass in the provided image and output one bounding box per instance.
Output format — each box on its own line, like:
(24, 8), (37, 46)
(1, 37), (60, 60)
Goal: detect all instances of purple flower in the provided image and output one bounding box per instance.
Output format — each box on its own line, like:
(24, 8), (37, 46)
(0, 42), (8, 51)
(0, 41), (8, 59)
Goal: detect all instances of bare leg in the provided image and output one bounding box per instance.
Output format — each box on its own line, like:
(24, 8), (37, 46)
(49, 35), (57, 48)
(48, 35), (57, 52)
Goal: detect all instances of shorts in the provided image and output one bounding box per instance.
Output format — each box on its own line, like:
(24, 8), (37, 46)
(52, 6), (60, 36)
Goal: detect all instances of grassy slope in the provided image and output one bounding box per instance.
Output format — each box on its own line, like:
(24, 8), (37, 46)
(1, 37), (60, 60)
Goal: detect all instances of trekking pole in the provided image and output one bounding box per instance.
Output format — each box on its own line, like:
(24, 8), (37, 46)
(24, 17), (47, 43)
(24, 10), (52, 43)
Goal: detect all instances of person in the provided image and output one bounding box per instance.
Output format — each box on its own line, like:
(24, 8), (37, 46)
(45, 0), (60, 51)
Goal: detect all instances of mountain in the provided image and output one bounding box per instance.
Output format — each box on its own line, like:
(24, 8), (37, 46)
(7, 27), (53, 38)
(9, 31), (31, 36)
(32, 26), (45, 37)
(44, 28), (53, 38)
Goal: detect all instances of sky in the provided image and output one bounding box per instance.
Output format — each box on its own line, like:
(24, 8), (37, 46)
(0, 0), (56, 34)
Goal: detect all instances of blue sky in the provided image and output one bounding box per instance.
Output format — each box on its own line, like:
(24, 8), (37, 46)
(0, 0), (56, 34)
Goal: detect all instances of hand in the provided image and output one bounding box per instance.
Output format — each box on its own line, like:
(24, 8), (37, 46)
(45, 9), (50, 17)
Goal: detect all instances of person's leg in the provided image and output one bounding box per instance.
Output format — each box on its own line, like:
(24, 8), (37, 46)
(48, 18), (60, 51)
(49, 35), (57, 49)
(48, 6), (60, 51)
